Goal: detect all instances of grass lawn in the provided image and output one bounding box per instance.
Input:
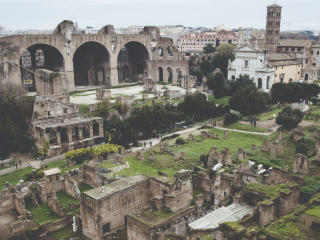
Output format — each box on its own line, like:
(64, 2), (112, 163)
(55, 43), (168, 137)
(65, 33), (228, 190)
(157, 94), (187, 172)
(176, 128), (266, 160)
(27, 204), (61, 224)
(0, 166), (34, 189)
(56, 191), (79, 215)
(251, 105), (282, 121)
(209, 95), (230, 106)
(304, 105), (320, 122)
(246, 182), (295, 200)
(226, 123), (268, 133)
(44, 159), (87, 176)
(78, 183), (94, 193)
(305, 205), (320, 218)
(120, 128), (266, 178)
(248, 140), (296, 170)
(98, 161), (116, 169)
(119, 155), (176, 179)
(135, 209), (175, 227)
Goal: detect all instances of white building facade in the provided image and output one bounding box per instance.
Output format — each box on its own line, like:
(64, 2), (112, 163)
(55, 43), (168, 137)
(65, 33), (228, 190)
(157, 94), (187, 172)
(227, 45), (275, 92)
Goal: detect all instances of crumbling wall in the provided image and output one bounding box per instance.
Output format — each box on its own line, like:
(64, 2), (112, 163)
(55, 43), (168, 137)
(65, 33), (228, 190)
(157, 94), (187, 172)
(293, 153), (309, 175)
(278, 186), (300, 217)
(39, 178), (65, 194)
(35, 69), (68, 96)
(258, 201), (275, 227)
(64, 175), (83, 200)
(262, 167), (290, 185)
(0, 189), (15, 215)
(48, 194), (67, 217)
(164, 180), (193, 212)
(82, 164), (103, 188)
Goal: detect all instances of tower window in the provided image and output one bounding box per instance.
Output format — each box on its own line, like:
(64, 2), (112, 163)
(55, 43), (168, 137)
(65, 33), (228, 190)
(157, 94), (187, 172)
(103, 223), (110, 233)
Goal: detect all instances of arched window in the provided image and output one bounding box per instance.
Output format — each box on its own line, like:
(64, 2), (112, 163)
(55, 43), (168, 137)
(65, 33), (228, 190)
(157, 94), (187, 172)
(266, 77), (270, 89)
(167, 67), (173, 83)
(258, 78), (262, 89)
(158, 67), (163, 82)
(158, 47), (163, 57)
(167, 46), (173, 56)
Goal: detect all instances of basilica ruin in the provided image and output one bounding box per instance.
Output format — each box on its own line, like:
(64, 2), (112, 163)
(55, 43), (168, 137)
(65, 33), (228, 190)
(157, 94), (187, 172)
(0, 20), (189, 93)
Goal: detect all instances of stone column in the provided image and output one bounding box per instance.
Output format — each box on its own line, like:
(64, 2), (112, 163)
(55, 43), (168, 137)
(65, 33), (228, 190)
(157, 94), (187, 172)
(99, 122), (104, 137)
(44, 129), (50, 143)
(89, 124), (94, 139)
(78, 127), (83, 141)
(163, 67), (168, 83)
(110, 67), (118, 86)
(56, 129), (61, 146)
(67, 128), (73, 144)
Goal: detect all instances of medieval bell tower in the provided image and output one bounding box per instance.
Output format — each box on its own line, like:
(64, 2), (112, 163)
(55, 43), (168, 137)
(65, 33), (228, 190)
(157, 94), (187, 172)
(265, 4), (282, 52)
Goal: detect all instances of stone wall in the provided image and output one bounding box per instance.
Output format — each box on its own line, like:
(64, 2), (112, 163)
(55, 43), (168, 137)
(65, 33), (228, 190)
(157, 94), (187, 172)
(42, 216), (71, 233)
(258, 201), (275, 227)
(82, 164), (103, 188)
(35, 69), (68, 96)
(234, 170), (258, 187)
(48, 195), (67, 217)
(81, 178), (151, 240)
(0, 189), (15, 215)
(293, 153), (309, 175)
(187, 229), (224, 240)
(164, 180), (193, 212)
(127, 207), (196, 240)
(278, 186), (300, 217)
(39, 178), (65, 194)
(64, 173), (84, 199)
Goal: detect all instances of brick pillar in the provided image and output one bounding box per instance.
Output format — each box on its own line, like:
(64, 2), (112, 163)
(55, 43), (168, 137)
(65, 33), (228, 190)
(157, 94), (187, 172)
(56, 129), (61, 146)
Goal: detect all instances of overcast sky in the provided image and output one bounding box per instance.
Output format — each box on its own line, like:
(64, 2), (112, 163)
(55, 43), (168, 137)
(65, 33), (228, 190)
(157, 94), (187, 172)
(1, 0), (319, 31)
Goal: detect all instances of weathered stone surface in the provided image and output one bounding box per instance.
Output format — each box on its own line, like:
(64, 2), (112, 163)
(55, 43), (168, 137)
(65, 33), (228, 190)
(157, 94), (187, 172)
(237, 148), (247, 161)
(293, 153), (309, 175)
(136, 151), (144, 161)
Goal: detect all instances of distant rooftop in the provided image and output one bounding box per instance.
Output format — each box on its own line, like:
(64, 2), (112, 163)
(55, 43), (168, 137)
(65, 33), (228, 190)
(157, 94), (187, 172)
(279, 39), (312, 47)
(189, 203), (255, 230)
(84, 175), (148, 200)
(268, 3), (282, 8)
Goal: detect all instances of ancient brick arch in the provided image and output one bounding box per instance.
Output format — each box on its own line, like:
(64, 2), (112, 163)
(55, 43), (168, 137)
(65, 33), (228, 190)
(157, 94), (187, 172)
(0, 21), (189, 91)
(116, 41), (150, 82)
(73, 41), (111, 86)
(19, 43), (65, 92)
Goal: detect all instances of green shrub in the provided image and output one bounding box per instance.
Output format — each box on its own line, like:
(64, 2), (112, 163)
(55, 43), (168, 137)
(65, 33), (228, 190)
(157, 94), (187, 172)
(223, 113), (239, 126)
(92, 144), (123, 160)
(296, 138), (315, 157)
(23, 168), (44, 182)
(79, 104), (90, 115)
(175, 138), (186, 145)
(276, 106), (303, 130)
(65, 148), (92, 164)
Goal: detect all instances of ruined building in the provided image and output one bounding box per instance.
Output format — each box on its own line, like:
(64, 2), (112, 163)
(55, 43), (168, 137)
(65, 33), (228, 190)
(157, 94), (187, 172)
(31, 69), (104, 156)
(0, 21), (188, 92)
(81, 170), (194, 240)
